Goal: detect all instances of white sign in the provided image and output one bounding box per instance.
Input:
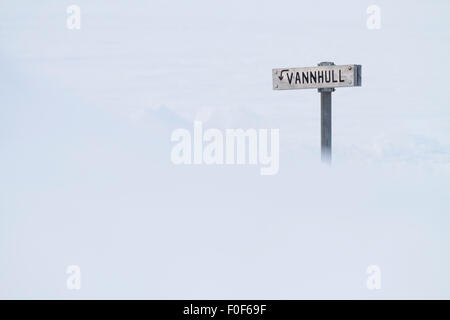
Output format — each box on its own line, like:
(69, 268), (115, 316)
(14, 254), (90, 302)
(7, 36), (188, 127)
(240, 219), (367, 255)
(272, 64), (362, 90)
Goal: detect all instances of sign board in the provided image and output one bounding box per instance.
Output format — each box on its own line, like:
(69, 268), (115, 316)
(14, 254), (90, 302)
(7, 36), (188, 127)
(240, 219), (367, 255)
(272, 64), (362, 90)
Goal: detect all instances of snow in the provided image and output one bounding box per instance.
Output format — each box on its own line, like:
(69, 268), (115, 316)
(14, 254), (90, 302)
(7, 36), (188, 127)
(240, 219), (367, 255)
(1, 0), (449, 298)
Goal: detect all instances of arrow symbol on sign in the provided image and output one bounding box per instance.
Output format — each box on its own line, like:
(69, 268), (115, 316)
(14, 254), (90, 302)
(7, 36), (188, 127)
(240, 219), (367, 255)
(278, 69), (289, 81)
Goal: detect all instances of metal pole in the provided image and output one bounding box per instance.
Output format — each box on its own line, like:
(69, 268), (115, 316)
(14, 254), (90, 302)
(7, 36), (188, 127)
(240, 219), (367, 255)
(318, 62), (335, 164)
(320, 89), (332, 163)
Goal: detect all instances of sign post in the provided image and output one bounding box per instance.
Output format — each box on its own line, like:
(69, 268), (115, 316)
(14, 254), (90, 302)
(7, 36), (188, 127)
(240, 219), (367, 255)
(272, 61), (362, 164)
(318, 61), (334, 163)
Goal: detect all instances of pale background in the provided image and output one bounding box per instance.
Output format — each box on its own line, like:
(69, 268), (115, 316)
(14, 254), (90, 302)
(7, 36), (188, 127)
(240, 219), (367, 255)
(1, 0), (449, 298)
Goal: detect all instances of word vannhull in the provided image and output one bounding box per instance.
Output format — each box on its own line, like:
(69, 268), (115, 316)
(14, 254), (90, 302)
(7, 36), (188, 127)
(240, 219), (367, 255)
(273, 64), (362, 90)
